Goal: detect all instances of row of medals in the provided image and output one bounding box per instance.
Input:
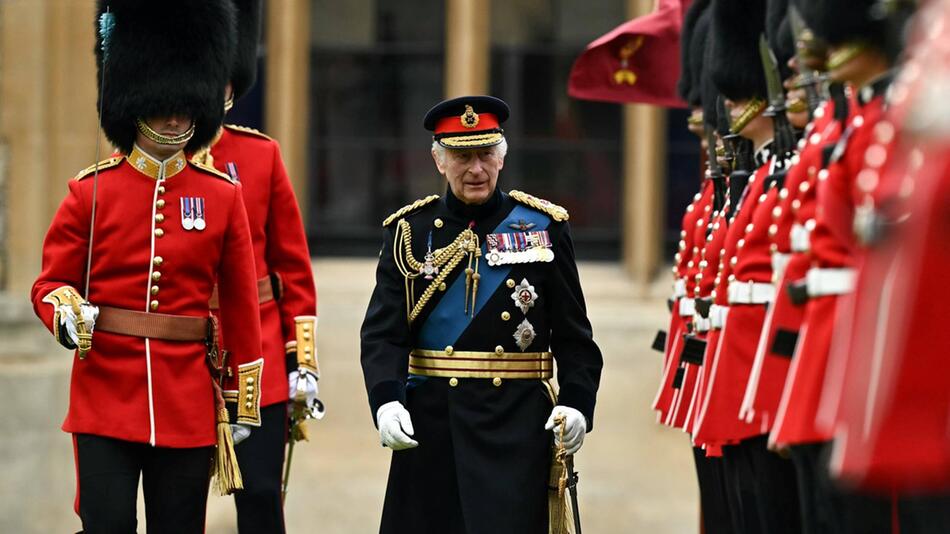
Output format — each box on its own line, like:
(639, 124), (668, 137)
(180, 197), (207, 231)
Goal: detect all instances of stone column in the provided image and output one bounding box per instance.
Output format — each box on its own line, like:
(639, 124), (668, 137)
(266, 0), (312, 212)
(622, 0), (667, 291)
(0, 2), (99, 532)
(444, 0), (490, 97)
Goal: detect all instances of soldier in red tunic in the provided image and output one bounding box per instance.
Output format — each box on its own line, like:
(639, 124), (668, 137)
(30, 1), (263, 531)
(689, 1), (815, 531)
(192, 1), (321, 531)
(817, 1), (950, 530)
(768, 0), (900, 531)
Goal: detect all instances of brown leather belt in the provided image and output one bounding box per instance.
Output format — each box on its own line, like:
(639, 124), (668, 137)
(97, 306), (210, 341)
(208, 274), (277, 310)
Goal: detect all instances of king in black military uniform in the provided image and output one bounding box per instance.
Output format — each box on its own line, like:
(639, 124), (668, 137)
(360, 96), (603, 534)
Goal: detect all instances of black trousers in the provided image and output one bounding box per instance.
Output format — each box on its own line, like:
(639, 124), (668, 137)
(75, 433), (213, 534)
(789, 441), (893, 534)
(692, 446), (735, 534)
(234, 401), (288, 534)
(898, 493), (950, 534)
(381, 378), (551, 534)
(722, 435), (802, 534)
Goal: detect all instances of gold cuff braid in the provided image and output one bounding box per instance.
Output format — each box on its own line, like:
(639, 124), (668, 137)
(294, 316), (319, 375)
(235, 358), (264, 426)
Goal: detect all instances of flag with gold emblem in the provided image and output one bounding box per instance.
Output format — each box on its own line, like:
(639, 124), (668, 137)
(568, 0), (689, 107)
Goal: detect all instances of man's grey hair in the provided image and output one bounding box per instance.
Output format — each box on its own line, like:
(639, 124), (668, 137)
(431, 137), (508, 166)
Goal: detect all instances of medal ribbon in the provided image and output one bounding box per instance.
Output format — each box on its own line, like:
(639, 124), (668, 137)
(417, 204), (551, 350)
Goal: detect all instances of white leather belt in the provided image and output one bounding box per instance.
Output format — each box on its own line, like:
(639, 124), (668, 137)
(806, 267), (856, 296)
(679, 297), (696, 317)
(771, 252), (791, 282)
(790, 223), (811, 252)
(710, 304), (729, 329)
(673, 278), (687, 299)
(728, 280), (777, 304)
(693, 315), (712, 333)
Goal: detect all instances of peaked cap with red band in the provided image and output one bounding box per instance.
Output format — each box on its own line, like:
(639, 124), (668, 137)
(424, 95), (510, 149)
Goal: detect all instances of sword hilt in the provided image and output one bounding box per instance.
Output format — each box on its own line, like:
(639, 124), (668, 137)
(65, 289), (93, 359)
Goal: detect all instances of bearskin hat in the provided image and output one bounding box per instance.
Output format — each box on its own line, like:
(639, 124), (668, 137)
(95, 0), (237, 154)
(230, 0), (263, 100)
(802, 0), (885, 49)
(710, 0), (769, 102)
(767, 0), (795, 80)
(701, 25), (721, 130)
(678, 0), (713, 105)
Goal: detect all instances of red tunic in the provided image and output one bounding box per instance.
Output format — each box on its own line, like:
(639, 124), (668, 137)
(833, 144), (950, 490)
(686, 198), (730, 446)
(825, 10), (950, 487)
(741, 104), (843, 430)
(771, 93), (886, 447)
(31, 147), (263, 448)
(653, 183), (712, 423)
(206, 125), (318, 408)
(694, 161), (771, 445)
(669, 180), (716, 429)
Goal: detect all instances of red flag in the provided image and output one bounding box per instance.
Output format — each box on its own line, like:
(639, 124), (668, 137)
(568, 0), (689, 108)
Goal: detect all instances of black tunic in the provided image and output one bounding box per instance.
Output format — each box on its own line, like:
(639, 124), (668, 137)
(360, 187), (603, 534)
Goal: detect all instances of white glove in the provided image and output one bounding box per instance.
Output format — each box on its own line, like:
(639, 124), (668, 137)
(544, 405), (588, 455)
(58, 302), (99, 347)
(376, 401), (418, 451)
(288, 369), (320, 407)
(231, 423), (252, 445)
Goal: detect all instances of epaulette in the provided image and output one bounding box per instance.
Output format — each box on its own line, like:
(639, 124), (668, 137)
(509, 190), (569, 222)
(74, 156), (123, 181)
(224, 123), (273, 141)
(190, 160), (235, 183)
(382, 195), (440, 227)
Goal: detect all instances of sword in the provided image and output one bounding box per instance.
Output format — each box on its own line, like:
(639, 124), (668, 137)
(788, 6), (825, 118)
(281, 374), (326, 505)
(76, 8), (115, 360)
(759, 34), (795, 168)
(554, 413), (582, 534)
(565, 455), (582, 534)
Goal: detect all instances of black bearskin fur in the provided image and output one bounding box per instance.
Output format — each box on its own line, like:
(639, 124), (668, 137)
(230, 0), (263, 100)
(678, 0), (713, 105)
(710, 0), (768, 102)
(767, 0), (795, 80)
(95, 0), (237, 154)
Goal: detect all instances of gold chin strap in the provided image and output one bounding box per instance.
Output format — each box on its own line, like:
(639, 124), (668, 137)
(136, 117), (196, 146)
(786, 98), (809, 114)
(394, 220), (482, 323)
(224, 95), (235, 113)
(730, 98), (767, 134)
(826, 42), (867, 71)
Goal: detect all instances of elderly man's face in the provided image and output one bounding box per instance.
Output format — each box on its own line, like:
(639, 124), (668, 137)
(433, 146), (504, 205)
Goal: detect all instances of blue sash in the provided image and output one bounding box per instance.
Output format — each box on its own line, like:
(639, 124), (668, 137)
(416, 204), (551, 350)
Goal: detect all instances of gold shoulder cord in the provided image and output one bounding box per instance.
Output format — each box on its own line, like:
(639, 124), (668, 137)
(393, 219), (482, 323)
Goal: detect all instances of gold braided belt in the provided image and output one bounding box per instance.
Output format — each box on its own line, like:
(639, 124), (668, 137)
(409, 348), (553, 379)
